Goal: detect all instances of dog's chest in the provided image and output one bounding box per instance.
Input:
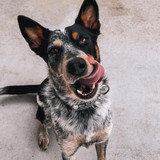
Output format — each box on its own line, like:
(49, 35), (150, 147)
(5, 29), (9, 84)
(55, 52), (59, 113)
(49, 96), (112, 139)
(52, 104), (112, 148)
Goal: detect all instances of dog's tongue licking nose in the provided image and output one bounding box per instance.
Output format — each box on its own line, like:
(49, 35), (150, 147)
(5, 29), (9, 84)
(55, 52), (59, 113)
(80, 58), (105, 85)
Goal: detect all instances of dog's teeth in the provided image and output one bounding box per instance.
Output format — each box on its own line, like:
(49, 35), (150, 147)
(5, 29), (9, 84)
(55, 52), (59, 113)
(92, 85), (95, 89)
(77, 85), (95, 96)
(77, 89), (83, 95)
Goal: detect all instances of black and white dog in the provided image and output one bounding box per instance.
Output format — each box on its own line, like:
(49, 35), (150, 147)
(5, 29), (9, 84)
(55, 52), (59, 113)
(0, 0), (112, 160)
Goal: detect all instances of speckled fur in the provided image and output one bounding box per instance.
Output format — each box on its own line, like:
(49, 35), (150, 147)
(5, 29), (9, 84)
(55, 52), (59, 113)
(37, 73), (112, 159)
(37, 76), (112, 136)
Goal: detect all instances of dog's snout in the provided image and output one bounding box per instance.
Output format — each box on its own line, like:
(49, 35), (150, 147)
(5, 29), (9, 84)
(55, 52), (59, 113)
(67, 58), (86, 76)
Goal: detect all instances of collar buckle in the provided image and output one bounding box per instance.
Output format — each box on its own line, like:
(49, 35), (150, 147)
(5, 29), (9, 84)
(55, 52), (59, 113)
(73, 102), (95, 111)
(73, 105), (79, 110)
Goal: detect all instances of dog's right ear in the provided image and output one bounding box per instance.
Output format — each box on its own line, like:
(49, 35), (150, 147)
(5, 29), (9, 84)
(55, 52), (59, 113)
(18, 15), (51, 62)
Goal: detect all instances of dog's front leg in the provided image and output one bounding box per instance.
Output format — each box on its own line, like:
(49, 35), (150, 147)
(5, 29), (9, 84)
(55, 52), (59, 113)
(95, 140), (109, 160)
(36, 92), (52, 150)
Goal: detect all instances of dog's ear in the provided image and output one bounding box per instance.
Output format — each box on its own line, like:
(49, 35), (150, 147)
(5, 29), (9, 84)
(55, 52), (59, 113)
(75, 0), (100, 35)
(18, 15), (50, 62)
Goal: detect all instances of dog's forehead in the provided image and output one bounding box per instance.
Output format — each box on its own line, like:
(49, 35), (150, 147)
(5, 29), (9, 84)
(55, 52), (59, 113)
(48, 26), (92, 46)
(49, 29), (68, 44)
(48, 29), (79, 58)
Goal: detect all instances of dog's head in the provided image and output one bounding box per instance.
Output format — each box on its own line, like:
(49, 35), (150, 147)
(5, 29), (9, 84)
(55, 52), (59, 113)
(18, 0), (106, 103)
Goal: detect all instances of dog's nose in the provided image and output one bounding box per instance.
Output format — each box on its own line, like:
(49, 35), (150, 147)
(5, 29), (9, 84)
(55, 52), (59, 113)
(67, 58), (87, 76)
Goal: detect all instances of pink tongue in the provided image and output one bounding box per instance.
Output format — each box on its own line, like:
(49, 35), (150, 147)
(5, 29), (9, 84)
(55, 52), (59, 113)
(80, 58), (105, 85)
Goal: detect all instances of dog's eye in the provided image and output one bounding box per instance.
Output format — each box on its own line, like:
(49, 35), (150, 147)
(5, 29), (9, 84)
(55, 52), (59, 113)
(49, 47), (60, 54)
(79, 37), (88, 45)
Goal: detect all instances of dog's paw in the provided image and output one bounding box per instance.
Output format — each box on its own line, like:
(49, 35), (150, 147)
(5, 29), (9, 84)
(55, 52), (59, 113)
(38, 133), (50, 150)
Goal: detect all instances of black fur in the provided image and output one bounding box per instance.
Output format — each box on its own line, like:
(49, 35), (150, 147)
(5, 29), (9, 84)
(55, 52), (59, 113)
(36, 106), (45, 124)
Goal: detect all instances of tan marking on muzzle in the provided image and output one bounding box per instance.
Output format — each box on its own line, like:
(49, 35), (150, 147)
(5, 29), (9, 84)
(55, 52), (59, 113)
(62, 51), (95, 84)
(77, 51), (94, 77)
(48, 62), (74, 95)
(87, 54), (94, 60)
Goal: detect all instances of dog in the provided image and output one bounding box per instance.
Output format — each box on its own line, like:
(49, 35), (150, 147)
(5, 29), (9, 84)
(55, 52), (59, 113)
(0, 0), (112, 160)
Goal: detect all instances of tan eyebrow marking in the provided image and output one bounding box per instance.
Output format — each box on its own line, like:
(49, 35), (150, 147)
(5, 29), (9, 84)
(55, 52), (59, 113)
(72, 32), (79, 40)
(53, 40), (62, 47)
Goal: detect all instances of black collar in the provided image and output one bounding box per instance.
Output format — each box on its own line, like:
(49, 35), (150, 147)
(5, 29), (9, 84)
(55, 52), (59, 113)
(73, 101), (96, 111)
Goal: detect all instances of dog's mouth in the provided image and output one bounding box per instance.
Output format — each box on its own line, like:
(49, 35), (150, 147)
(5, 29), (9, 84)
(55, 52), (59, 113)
(71, 80), (98, 99)
(71, 58), (104, 99)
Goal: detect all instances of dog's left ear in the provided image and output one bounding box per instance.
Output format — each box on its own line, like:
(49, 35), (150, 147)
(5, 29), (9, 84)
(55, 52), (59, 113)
(18, 15), (51, 62)
(75, 0), (100, 35)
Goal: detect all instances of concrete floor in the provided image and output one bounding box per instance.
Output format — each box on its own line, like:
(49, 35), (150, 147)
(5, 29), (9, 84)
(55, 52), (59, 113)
(0, 0), (160, 160)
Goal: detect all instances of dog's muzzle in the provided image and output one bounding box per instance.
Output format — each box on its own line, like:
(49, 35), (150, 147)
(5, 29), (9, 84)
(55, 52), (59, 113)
(68, 57), (105, 100)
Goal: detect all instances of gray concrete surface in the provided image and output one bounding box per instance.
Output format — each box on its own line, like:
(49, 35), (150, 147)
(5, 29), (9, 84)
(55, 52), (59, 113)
(0, 0), (160, 160)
